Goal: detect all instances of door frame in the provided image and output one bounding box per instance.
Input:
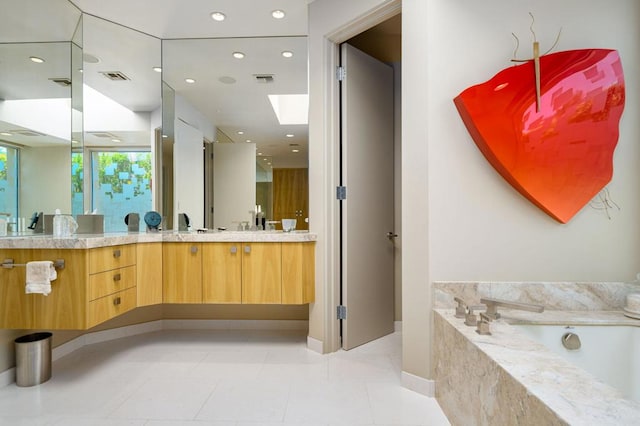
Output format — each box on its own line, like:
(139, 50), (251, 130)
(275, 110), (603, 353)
(318, 0), (401, 353)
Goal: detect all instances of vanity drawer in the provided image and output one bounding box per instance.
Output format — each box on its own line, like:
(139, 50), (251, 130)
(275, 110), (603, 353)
(87, 287), (137, 328)
(90, 244), (136, 273)
(89, 265), (136, 301)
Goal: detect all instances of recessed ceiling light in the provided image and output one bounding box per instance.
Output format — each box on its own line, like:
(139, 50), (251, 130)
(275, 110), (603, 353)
(0, 132), (12, 136)
(272, 10), (286, 19)
(245, 139), (252, 143)
(292, 149), (300, 153)
(286, 134), (294, 138)
(153, 67), (162, 73)
(71, 140), (79, 144)
(30, 56), (44, 63)
(185, 78), (196, 84)
(111, 138), (121, 143)
(263, 158), (268, 161)
(237, 131), (244, 135)
(78, 68), (83, 73)
(162, 134), (168, 138)
(257, 152), (263, 156)
(233, 51), (245, 59)
(211, 12), (226, 21)
(281, 51), (293, 58)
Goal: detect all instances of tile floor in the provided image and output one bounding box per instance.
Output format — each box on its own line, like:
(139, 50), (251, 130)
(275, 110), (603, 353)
(0, 330), (451, 425)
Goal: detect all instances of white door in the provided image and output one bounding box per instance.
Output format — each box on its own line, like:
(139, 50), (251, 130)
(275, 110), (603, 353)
(341, 43), (395, 350)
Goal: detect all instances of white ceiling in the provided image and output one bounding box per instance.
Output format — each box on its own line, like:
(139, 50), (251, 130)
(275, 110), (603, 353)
(0, 0), (310, 166)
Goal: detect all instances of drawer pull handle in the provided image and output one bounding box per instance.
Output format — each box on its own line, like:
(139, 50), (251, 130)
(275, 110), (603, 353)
(230, 245), (237, 254)
(113, 249), (121, 258)
(113, 297), (121, 306)
(244, 245), (251, 254)
(191, 245), (198, 254)
(113, 273), (121, 282)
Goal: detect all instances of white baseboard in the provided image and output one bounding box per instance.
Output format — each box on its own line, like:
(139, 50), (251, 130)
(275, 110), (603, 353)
(307, 335), (323, 354)
(401, 371), (435, 397)
(394, 321), (402, 332)
(0, 367), (15, 388)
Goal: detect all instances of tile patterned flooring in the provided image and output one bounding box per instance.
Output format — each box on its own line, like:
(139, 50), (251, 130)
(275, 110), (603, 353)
(0, 330), (451, 425)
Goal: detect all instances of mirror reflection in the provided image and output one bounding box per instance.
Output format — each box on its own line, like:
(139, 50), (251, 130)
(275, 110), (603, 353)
(0, 0), (81, 229)
(80, 15), (161, 232)
(162, 36), (308, 231)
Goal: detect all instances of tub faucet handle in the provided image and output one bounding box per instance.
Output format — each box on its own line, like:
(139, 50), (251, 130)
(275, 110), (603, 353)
(476, 312), (492, 335)
(464, 305), (485, 326)
(453, 297), (467, 318)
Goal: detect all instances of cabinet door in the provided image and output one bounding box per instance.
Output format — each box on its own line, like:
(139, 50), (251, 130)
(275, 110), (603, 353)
(282, 242), (315, 304)
(0, 249), (36, 328)
(202, 243), (242, 303)
(163, 243), (202, 303)
(242, 243), (282, 304)
(32, 249), (88, 329)
(137, 243), (163, 306)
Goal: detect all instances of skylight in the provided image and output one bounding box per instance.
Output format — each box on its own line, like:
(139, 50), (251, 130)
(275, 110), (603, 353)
(267, 94), (308, 125)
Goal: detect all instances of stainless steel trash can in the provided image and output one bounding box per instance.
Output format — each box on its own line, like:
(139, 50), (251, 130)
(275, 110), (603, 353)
(14, 332), (52, 387)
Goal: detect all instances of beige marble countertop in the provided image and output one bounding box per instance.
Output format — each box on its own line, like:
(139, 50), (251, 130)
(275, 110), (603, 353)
(0, 231), (317, 249)
(435, 309), (640, 425)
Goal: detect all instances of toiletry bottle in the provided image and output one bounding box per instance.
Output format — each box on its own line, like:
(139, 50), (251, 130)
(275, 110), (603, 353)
(53, 209), (63, 237)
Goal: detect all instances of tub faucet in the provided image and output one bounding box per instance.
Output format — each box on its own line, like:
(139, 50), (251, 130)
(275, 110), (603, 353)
(476, 312), (493, 335)
(480, 297), (544, 320)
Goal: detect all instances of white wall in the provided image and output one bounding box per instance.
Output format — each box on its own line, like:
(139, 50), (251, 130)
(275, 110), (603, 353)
(213, 143), (257, 230)
(173, 120), (204, 228)
(20, 146), (72, 215)
(310, 0), (640, 388)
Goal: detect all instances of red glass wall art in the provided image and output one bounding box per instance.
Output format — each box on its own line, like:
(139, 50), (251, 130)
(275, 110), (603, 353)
(454, 49), (625, 223)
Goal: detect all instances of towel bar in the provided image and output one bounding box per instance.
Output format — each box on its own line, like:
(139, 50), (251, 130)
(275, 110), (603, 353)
(2, 258), (65, 270)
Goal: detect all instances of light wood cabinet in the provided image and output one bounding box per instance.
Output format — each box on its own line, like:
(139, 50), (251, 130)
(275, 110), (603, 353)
(202, 243), (241, 303)
(242, 243), (282, 304)
(163, 242), (202, 303)
(282, 242), (315, 304)
(137, 243), (163, 306)
(0, 240), (314, 329)
(273, 168), (309, 230)
(0, 245), (137, 329)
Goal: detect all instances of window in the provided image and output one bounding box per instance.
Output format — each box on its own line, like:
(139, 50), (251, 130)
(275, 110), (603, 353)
(0, 145), (18, 218)
(91, 151), (152, 232)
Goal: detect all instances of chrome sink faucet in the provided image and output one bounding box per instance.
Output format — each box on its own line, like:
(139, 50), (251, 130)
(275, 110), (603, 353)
(480, 297), (544, 320)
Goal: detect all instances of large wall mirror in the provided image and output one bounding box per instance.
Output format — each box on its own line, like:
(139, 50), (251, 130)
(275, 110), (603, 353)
(80, 15), (161, 231)
(162, 36), (309, 231)
(0, 0), (81, 225)
(2, 0), (307, 234)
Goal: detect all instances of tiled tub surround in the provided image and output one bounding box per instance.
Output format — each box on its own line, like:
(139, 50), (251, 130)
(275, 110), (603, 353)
(433, 281), (640, 425)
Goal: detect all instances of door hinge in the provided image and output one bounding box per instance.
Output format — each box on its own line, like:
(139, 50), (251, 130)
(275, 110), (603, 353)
(337, 305), (347, 320)
(336, 66), (346, 81)
(336, 186), (347, 200)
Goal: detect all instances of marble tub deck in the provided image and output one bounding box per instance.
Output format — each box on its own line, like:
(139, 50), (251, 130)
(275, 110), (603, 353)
(434, 309), (640, 425)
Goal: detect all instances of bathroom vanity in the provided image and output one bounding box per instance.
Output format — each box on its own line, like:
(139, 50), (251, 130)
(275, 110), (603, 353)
(0, 232), (316, 330)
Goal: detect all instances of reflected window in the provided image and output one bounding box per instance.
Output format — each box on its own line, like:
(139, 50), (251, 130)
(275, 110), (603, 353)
(91, 151), (152, 232)
(72, 152), (84, 216)
(0, 145), (18, 218)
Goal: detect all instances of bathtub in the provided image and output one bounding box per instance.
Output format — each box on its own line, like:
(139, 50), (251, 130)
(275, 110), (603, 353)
(513, 324), (640, 402)
(434, 309), (640, 425)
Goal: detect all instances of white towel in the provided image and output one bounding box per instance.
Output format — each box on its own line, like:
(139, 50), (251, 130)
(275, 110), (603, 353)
(25, 261), (57, 296)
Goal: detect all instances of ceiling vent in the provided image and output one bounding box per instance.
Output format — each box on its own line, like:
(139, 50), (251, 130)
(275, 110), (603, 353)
(49, 77), (71, 87)
(100, 71), (130, 81)
(254, 74), (274, 84)
(9, 129), (46, 137)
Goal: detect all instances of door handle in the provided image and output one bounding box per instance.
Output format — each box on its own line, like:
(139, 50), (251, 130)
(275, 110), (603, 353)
(113, 273), (121, 282)
(386, 232), (398, 239)
(113, 249), (121, 258)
